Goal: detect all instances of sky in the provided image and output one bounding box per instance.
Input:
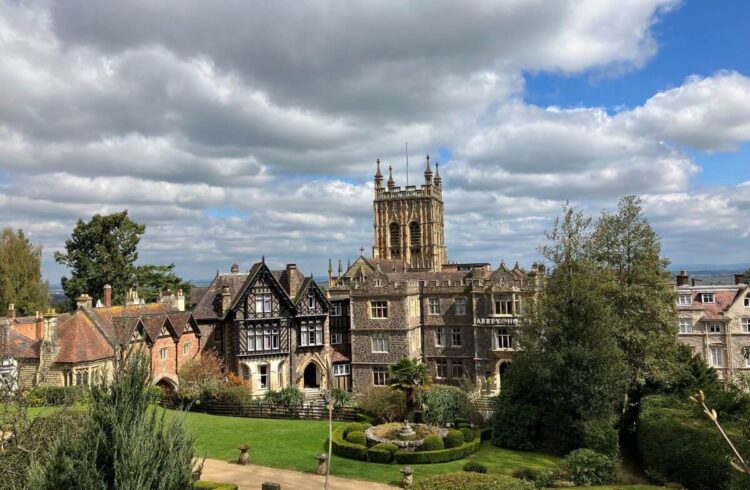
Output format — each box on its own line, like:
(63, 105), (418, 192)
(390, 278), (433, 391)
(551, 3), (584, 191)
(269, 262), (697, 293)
(0, 0), (748, 284)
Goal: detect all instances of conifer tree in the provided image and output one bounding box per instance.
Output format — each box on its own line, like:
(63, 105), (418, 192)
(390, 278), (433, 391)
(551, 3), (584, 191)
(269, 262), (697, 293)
(0, 228), (48, 316)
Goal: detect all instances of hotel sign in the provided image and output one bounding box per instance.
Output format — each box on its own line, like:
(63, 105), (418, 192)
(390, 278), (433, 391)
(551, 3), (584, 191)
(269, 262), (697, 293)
(476, 317), (519, 326)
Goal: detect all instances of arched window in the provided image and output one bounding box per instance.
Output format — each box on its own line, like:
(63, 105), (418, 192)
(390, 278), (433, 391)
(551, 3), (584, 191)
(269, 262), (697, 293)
(409, 222), (420, 254)
(389, 223), (400, 258)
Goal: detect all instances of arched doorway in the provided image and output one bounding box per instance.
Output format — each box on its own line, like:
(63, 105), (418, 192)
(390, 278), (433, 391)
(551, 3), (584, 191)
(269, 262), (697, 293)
(494, 361), (511, 393)
(303, 362), (319, 388)
(155, 377), (177, 395)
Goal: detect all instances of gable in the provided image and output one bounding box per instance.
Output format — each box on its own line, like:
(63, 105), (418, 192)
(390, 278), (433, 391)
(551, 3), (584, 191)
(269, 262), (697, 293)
(230, 261), (296, 318)
(295, 278), (331, 315)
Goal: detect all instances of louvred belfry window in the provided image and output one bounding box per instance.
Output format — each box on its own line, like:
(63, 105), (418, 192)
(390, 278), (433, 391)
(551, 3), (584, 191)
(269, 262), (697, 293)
(409, 221), (420, 254)
(389, 223), (401, 258)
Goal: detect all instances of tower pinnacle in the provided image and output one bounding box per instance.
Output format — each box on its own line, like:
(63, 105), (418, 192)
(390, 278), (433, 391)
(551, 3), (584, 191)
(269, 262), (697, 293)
(387, 165), (395, 190)
(424, 154), (433, 185)
(374, 158), (383, 189)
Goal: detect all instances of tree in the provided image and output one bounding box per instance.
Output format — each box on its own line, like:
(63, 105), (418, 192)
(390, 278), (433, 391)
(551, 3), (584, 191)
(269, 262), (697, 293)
(0, 228), (48, 316)
(492, 205), (628, 454)
(134, 263), (192, 303)
(388, 358), (431, 422)
(54, 211), (145, 307)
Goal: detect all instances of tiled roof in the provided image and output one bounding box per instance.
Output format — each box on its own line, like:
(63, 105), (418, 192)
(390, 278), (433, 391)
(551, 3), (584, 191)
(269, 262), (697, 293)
(54, 313), (113, 363)
(189, 286), (209, 307)
(88, 303), (177, 340)
(271, 268), (307, 298)
(193, 272), (250, 320)
(140, 314), (171, 341)
(1, 321), (34, 358)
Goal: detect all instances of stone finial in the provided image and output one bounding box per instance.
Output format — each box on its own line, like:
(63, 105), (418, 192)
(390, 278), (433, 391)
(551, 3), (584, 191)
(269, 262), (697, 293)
(375, 158), (383, 189)
(231, 263), (240, 273)
(387, 165), (395, 190)
(434, 161), (441, 186)
(424, 154), (432, 185)
(6, 303), (15, 320)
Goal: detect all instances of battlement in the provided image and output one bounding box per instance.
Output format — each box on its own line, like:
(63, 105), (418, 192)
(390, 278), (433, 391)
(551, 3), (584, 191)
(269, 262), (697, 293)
(375, 184), (441, 200)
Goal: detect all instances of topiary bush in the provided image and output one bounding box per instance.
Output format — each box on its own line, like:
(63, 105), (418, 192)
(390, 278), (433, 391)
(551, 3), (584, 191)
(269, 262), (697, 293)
(343, 422), (364, 436)
(421, 386), (470, 425)
(362, 422), (373, 431)
(463, 461), (487, 473)
(413, 472), (534, 490)
(395, 436), (481, 464)
(563, 449), (616, 486)
(444, 429), (464, 449)
(345, 430), (366, 445)
(460, 428), (475, 442)
(366, 446), (393, 464)
(372, 442), (398, 454)
(420, 434), (444, 451)
(331, 426), (367, 461)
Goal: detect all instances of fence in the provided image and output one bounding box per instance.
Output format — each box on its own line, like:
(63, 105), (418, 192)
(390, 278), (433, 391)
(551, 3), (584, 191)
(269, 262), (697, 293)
(159, 395), (361, 422)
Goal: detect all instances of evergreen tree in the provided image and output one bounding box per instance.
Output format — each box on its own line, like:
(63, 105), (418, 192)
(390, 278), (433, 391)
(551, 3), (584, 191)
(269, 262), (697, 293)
(134, 263), (191, 303)
(0, 228), (48, 316)
(492, 206), (628, 454)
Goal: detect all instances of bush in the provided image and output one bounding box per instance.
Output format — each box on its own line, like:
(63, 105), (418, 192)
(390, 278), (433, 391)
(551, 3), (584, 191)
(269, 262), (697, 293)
(422, 386), (470, 425)
(331, 388), (353, 407)
(362, 423), (373, 431)
(208, 385), (254, 412)
(421, 434), (444, 451)
(532, 469), (560, 489)
(343, 422), (364, 436)
(345, 430), (366, 445)
(193, 481), (239, 489)
(331, 426), (367, 461)
(444, 429), (464, 449)
(413, 472), (534, 490)
(582, 419), (618, 459)
(371, 442), (398, 454)
(366, 446), (393, 463)
(460, 428), (475, 442)
(178, 350), (224, 399)
(356, 386), (407, 423)
(563, 449), (616, 486)
(24, 386), (90, 407)
(463, 461), (487, 473)
(264, 386), (303, 409)
(395, 436), (481, 464)
(638, 395), (731, 489)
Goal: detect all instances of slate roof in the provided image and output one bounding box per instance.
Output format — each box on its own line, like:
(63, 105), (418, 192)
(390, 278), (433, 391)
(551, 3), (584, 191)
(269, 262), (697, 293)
(193, 272), (250, 321)
(189, 286), (210, 307)
(677, 287), (747, 320)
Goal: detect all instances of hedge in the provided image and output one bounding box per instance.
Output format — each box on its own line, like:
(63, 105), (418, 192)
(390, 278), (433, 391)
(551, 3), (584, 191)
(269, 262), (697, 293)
(444, 429), (464, 448)
(343, 422), (364, 436)
(460, 428), (475, 442)
(421, 434), (444, 451)
(24, 385), (91, 406)
(413, 472), (534, 490)
(366, 447), (393, 463)
(637, 395), (739, 490)
(394, 434), (481, 464)
(331, 426), (367, 461)
(345, 430), (366, 445)
(193, 481), (238, 490)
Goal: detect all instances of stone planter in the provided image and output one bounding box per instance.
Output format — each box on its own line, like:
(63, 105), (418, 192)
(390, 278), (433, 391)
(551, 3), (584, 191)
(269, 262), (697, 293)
(237, 444), (250, 465)
(400, 466), (414, 488)
(315, 453), (328, 476)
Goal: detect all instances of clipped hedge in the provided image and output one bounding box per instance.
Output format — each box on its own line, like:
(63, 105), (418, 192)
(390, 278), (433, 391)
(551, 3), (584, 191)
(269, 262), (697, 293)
(394, 435), (481, 464)
(460, 428), (475, 442)
(24, 385), (90, 406)
(345, 430), (366, 445)
(564, 448), (616, 486)
(445, 429), (464, 449)
(366, 446), (393, 463)
(343, 422), (364, 436)
(331, 426), (367, 461)
(193, 481), (238, 490)
(413, 472), (534, 490)
(463, 461), (487, 473)
(372, 442), (398, 454)
(421, 434), (444, 451)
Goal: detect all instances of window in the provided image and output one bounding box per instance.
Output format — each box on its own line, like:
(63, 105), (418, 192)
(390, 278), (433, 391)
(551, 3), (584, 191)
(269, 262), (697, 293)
(389, 223), (401, 258)
(374, 279), (383, 287)
(409, 221), (421, 253)
(255, 293), (272, 313)
(300, 321), (323, 347)
(435, 359), (448, 379)
(331, 332), (343, 344)
(159, 347), (168, 360)
(371, 332), (389, 353)
(494, 328), (513, 349)
(373, 366), (388, 386)
(678, 319), (692, 334)
(702, 293), (715, 304)
(308, 293), (316, 308)
(494, 294), (521, 315)
(370, 301), (388, 319)
(428, 298), (440, 315)
(182, 342), (191, 355)
(744, 348), (750, 367)
(451, 360), (465, 379)
(435, 328), (446, 347)
(455, 298), (467, 315)
(451, 328), (462, 347)
(245, 323), (279, 352)
(742, 318), (750, 333)
(711, 346), (724, 367)
(708, 322), (723, 333)
(745, 295), (750, 307)
(435, 359), (465, 379)
(331, 304), (342, 316)
(677, 294), (692, 306)
(333, 364), (351, 376)
(259, 365), (269, 389)
(75, 370), (89, 386)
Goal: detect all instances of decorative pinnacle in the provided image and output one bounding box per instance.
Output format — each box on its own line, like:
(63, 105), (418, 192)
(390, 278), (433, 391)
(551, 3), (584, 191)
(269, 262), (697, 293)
(434, 161), (441, 184)
(387, 165), (395, 187)
(359, 246), (365, 255)
(375, 158), (382, 177)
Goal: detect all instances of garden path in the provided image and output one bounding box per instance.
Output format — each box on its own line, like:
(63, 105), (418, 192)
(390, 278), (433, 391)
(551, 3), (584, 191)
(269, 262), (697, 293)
(201, 458), (396, 490)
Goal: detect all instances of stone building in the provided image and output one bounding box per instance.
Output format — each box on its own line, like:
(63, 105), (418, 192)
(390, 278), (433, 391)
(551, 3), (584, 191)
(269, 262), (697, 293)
(327, 157), (543, 394)
(675, 271), (750, 382)
(193, 260), (339, 395)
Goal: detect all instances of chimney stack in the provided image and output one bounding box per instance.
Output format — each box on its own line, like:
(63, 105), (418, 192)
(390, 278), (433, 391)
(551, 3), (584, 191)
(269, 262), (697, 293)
(676, 270), (689, 287)
(221, 286), (231, 316)
(736, 273), (748, 286)
(103, 284), (112, 308)
(35, 312), (43, 340)
(42, 309), (58, 344)
(231, 263), (240, 273)
(176, 289), (185, 312)
(125, 288), (140, 306)
(6, 303), (15, 321)
(286, 264), (299, 299)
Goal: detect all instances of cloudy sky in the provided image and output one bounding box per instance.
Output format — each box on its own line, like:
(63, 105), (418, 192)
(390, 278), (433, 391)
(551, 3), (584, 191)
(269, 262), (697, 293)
(1, 1), (749, 284)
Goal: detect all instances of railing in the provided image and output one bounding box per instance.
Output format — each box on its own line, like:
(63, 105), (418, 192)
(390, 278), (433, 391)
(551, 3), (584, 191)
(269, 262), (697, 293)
(158, 395), (361, 422)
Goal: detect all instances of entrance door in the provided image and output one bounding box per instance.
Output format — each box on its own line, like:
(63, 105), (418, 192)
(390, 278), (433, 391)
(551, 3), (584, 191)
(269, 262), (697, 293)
(304, 363), (319, 388)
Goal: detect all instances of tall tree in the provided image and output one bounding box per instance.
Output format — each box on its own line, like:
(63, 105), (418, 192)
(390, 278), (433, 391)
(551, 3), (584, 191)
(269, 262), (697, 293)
(388, 358), (431, 422)
(492, 205), (628, 454)
(134, 263), (191, 303)
(0, 228), (48, 316)
(589, 196), (677, 440)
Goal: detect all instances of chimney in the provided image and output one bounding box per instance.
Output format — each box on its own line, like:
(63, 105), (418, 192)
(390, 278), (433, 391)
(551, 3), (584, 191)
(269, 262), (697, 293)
(43, 309), (58, 344)
(159, 289), (173, 304)
(736, 273), (748, 286)
(125, 288), (140, 306)
(35, 311), (43, 340)
(221, 286), (231, 316)
(76, 294), (93, 309)
(231, 263), (240, 273)
(103, 284), (112, 308)
(176, 289), (185, 312)
(676, 270), (689, 287)
(286, 264), (299, 299)
(6, 303), (15, 321)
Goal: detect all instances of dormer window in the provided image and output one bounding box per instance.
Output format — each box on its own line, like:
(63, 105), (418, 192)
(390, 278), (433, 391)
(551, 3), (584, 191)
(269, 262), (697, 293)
(374, 279), (383, 287)
(708, 322), (722, 333)
(701, 293), (715, 304)
(677, 294), (692, 306)
(745, 295), (750, 307)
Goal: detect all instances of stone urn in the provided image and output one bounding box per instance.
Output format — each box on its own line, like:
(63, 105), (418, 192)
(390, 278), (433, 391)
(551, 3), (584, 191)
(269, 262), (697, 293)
(400, 466), (414, 488)
(237, 444), (250, 465)
(315, 453), (328, 476)
(397, 420), (416, 439)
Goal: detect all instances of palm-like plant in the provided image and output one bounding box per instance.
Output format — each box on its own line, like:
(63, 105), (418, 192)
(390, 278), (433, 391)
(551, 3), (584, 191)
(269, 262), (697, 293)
(388, 358), (431, 422)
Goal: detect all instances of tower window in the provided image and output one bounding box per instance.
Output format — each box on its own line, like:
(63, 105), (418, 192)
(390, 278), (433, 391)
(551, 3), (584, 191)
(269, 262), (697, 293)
(389, 223), (401, 259)
(409, 222), (421, 253)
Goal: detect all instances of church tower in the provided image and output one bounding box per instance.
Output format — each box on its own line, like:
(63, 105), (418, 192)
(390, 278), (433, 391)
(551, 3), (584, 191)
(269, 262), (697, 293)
(372, 155), (447, 271)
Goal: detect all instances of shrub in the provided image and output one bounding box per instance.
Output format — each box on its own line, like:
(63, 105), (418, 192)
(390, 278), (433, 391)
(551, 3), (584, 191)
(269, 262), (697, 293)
(371, 442), (398, 454)
(460, 428), (475, 442)
(582, 419), (618, 459)
(194, 481), (239, 489)
(343, 422), (364, 436)
(331, 426), (367, 460)
(331, 388), (353, 407)
(356, 386), (407, 423)
(366, 446), (393, 463)
(24, 386), (90, 407)
(563, 449), (616, 486)
(421, 434), (444, 451)
(362, 422), (373, 430)
(178, 349), (224, 399)
(345, 430), (366, 445)
(264, 386), (304, 409)
(422, 386), (470, 425)
(413, 472), (534, 490)
(532, 469), (560, 489)
(463, 461), (487, 473)
(444, 429), (464, 449)
(395, 436), (481, 464)
(209, 385), (254, 413)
